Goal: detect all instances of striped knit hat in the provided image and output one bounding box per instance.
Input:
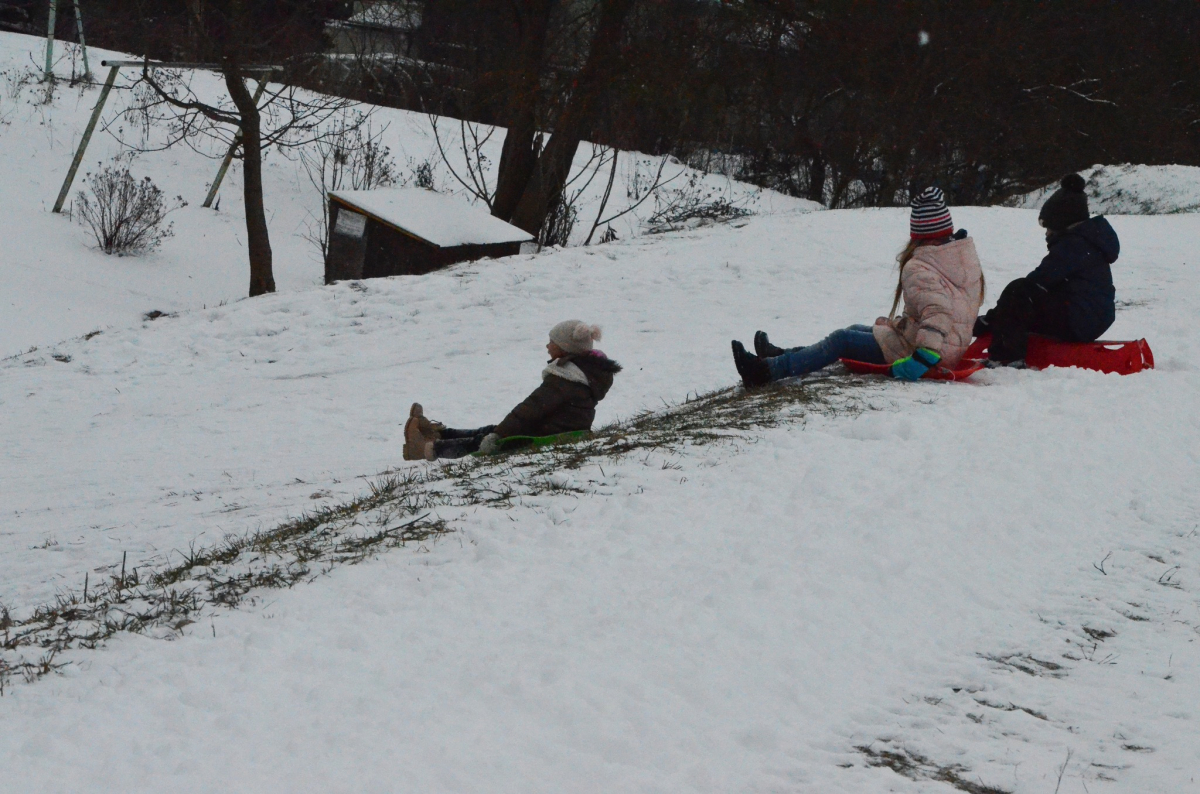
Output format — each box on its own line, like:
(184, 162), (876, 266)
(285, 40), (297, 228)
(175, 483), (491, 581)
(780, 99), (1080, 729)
(909, 187), (954, 240)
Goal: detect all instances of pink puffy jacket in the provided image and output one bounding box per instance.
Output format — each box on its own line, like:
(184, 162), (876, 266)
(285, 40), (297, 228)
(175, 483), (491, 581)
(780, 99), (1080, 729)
(872, 237), (984, 368)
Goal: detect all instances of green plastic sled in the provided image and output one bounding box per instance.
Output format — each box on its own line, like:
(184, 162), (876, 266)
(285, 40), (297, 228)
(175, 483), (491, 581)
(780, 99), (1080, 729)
(472, 430), (591, 457)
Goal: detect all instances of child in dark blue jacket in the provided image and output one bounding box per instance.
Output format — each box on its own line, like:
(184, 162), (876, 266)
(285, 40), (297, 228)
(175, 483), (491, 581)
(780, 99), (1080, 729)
(975, 174), (1119, 363)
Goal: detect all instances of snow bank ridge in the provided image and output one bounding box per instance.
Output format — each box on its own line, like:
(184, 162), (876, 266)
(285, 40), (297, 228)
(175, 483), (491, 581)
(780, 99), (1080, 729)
(1012, 164), (1200, 215)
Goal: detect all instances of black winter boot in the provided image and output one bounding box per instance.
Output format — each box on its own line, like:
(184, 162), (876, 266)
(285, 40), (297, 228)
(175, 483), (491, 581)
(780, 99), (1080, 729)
(753, 330), (785, 358)
(988, 329), (1029, 364)
(731, 340), (772, 389)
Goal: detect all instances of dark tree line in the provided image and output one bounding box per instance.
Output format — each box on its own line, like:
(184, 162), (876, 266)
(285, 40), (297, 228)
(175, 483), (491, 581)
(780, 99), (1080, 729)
(76, 0), (1200, 237)
(413, 0), (1200, 213)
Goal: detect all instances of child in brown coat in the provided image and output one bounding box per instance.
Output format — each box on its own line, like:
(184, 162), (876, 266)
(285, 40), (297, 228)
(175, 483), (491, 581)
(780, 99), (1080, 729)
(403, 320), (621, 460)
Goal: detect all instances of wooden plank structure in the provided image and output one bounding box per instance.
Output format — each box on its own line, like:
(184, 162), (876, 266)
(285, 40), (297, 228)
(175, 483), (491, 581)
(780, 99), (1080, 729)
(326, 188), (535, 282)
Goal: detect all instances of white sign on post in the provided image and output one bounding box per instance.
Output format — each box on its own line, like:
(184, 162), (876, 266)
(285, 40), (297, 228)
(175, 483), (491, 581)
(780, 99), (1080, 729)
(334, 210), (368, 238)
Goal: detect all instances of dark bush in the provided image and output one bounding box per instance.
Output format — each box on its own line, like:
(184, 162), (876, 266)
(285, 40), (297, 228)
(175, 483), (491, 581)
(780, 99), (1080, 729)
(76, 165), (185, 256)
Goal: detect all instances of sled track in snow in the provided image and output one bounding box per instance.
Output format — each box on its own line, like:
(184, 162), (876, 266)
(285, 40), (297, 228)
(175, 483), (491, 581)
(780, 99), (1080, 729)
(1, 374), (876, 692)
(849, 523), (1200, 792)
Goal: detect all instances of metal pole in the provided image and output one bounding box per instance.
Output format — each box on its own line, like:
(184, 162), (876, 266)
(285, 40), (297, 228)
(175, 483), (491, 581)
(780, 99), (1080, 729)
(202, 76), (271, 209)
(100, 60), (282, 72)
(44, 0), (58, 81)
(73, 0), (90, 79)
(53, 64), (120, 213)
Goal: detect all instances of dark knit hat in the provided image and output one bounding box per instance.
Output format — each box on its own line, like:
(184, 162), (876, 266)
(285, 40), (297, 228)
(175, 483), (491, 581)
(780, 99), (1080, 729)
(1038, 174), (1089, 231)
(909, 187), (954, 239)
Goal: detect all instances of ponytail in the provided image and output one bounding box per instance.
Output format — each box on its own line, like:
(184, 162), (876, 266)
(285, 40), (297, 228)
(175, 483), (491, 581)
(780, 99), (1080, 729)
(889, 239), (923, 319)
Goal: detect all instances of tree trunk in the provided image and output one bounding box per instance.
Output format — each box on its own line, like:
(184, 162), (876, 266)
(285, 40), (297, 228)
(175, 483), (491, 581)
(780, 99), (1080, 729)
(493, 125), (539, 223)
(225, 68), (275, 297)
(807, 150), (826, 205)
(508, 133), (582, 236)
(509, 0), (636, 236)
(491, 0), (555, 222)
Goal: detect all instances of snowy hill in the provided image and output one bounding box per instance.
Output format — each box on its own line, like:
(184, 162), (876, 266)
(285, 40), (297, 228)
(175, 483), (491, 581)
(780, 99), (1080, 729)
(4, 201), (1200, 791)
(1012, 164), (1200, 215)
(3, 31), (1200, 794)
(0, 31), (805, 357)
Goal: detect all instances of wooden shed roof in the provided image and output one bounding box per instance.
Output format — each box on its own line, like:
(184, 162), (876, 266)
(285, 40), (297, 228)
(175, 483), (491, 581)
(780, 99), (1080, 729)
(330, 188), (534, 248)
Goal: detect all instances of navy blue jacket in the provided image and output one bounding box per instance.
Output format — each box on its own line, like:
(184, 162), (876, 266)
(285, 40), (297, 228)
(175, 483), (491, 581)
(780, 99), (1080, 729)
(1026, 216), (1119, 341)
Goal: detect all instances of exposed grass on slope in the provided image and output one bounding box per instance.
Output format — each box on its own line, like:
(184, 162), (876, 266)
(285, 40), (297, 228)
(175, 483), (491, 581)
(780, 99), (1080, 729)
(1, 373), (876, 692)
(857, 745), (1012, 794)
(0, 476), (450, 692)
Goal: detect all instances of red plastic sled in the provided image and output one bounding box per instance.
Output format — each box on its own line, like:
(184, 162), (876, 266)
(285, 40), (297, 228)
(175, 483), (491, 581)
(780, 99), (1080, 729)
(839, 357), (987, 381)
(966, 334), (1154, 375)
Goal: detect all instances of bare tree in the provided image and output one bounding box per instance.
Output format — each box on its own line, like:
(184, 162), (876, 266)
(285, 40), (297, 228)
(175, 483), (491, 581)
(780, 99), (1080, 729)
(119, 65), (361, 295)
(429, 115), (497, 208)
(420, 0), (637, 236)
(98, 0), (349, 297)
(506, 0), (637, 235)
(488, 0), (557, 223)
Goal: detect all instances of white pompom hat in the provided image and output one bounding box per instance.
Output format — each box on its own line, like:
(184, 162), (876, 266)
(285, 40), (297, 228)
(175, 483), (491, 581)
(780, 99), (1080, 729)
(549, 320), (602, 354)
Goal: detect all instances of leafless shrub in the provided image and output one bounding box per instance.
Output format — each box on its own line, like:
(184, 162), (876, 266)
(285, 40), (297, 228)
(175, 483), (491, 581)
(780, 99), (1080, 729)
(64, 42), (90, 87)
(33, 75), (55, 106)
(646, 170), (755, 233)
(538, 192), (577, 247)
(584, 153), (680, 245)
(408, 157), (436, 190)
(299, 110), (398, 260)
(542, 143), (609, 246)
(75, 164), (186, 255)
(310, 120), (399, 195)
(1, 65), (38, 101)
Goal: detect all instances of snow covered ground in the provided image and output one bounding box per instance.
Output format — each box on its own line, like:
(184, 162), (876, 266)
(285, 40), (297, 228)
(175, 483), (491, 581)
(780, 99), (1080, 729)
(0, 31), (800, 357)
(4, 202), (1199, 792)
(3, 30), (1200, 794)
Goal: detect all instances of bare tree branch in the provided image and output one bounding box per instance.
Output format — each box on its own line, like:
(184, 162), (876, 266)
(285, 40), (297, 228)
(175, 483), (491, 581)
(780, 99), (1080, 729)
(428, 114), (495, 207)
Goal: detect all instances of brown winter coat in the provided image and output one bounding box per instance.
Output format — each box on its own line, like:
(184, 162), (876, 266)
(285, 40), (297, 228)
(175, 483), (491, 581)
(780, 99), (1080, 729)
(872, 237), (984, 368)
(494, 353), (622, 439)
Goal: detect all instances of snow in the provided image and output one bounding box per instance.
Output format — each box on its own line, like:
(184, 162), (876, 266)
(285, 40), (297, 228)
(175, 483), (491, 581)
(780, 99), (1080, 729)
(3, 31), (1200, 794)
(0, 30), (798, 357)
(5, 202), (1200, 792)
(1012, 164), (1200, 215)
(331, 187), (534, 247)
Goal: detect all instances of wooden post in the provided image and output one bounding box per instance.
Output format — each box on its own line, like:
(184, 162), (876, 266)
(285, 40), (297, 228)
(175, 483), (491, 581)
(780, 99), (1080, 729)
(73, 0), (91, 79)
(44, 0), (59, 81)
(53, 64), (119, 213)
(202, 76), (271, 209)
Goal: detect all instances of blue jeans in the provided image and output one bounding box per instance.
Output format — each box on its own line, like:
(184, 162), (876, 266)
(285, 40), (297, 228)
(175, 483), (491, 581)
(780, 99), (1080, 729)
(767, 324), (886, 379)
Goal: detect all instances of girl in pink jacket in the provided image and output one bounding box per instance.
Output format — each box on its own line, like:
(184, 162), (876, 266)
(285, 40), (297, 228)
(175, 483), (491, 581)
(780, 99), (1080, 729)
(732, 187), (985, 387)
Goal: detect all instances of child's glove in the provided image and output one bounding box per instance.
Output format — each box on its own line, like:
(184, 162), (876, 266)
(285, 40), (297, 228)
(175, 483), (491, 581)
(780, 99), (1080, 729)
(478, 433), (502, 456)
(891, 347), (941, 381)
